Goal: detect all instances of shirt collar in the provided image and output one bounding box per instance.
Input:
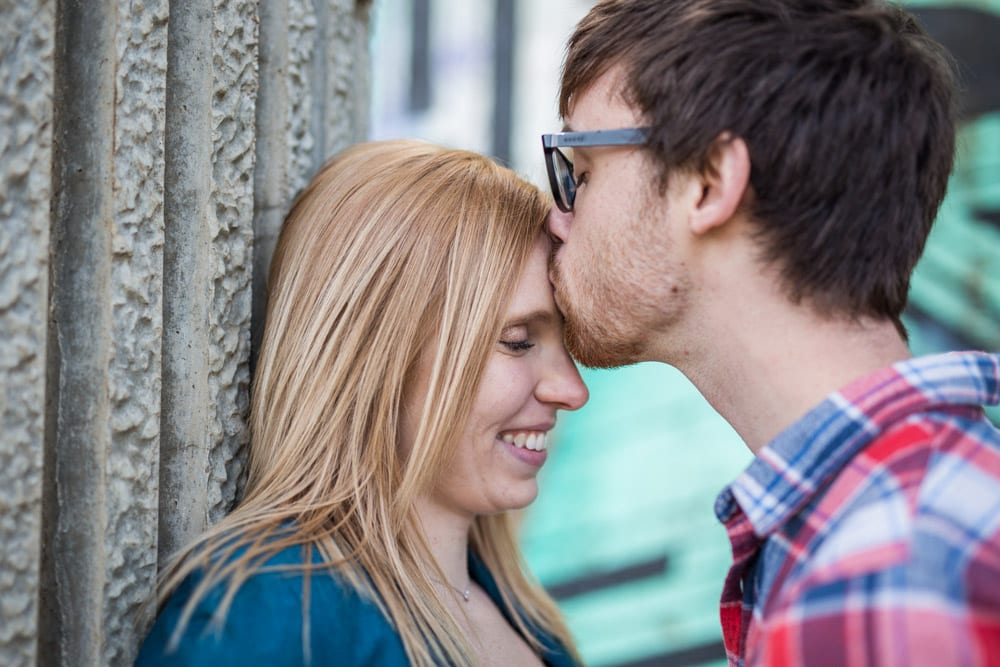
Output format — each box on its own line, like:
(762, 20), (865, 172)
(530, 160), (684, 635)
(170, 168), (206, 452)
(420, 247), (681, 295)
(468, 550), (575, 666)
(715, 351), (1000, 537)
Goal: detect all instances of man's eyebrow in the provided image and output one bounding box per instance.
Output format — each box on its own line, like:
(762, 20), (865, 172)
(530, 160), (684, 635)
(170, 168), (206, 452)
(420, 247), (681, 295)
(503, 309), (557, 328)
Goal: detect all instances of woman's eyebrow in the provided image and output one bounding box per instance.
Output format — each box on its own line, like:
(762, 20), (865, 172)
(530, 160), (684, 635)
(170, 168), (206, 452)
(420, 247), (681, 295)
(503, 309), (557, 329)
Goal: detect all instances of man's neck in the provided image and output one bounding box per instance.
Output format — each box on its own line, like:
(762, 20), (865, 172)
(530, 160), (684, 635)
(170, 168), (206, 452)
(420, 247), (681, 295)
(664, 298), (911, 455)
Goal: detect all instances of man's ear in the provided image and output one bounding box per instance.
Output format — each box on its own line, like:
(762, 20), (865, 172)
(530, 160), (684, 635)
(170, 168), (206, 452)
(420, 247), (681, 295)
(689, 133), (750, 236)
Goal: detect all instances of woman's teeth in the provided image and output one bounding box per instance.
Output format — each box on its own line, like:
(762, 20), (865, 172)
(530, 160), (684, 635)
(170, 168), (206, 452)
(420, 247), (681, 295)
(500, 432), (549, 451)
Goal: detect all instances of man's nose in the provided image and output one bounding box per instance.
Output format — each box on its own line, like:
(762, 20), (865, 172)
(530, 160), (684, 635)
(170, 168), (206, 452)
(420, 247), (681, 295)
(546, 206), (573, 245)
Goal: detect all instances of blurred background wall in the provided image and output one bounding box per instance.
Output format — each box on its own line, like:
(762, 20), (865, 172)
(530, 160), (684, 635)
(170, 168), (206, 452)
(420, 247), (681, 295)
(0, 2), (370, 665)
(369, 1), (1000, 665)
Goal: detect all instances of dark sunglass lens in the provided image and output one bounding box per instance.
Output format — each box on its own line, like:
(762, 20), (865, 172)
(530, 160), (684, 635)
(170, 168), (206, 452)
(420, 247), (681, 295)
(545, 147), (568, 212)
(556, 151), (575, 211)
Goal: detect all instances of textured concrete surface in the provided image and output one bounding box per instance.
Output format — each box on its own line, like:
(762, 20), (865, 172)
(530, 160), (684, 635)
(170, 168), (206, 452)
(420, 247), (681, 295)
(0, 1), (371, 665)
(284, 0), (371, 192)
(206, 0), (258, 525)
(159, 0), (258, 564)
(103, 2), (168, 664)
(288, 0), (321, 189)
(0, 4), (53, 667)
(42, 2), (168, 665)
(311, 0), (373, 170)
(252, 0), (373, 362)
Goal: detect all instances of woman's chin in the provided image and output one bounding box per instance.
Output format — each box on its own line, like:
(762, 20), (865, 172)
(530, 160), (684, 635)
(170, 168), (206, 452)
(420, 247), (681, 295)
(491, 483), (540, 514)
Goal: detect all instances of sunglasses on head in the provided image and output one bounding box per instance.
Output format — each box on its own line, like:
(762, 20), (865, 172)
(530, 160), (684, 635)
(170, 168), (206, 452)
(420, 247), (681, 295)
(541, 127), (650, 212)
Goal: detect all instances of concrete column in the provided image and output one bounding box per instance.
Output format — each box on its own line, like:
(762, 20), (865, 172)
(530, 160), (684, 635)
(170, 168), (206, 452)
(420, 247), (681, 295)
(159, 0), (258, 562)
(42, 1), (168, 665)
(312, 0), (373, 165)
(252, 0), (372, 360)
(0, 1), (371, 664)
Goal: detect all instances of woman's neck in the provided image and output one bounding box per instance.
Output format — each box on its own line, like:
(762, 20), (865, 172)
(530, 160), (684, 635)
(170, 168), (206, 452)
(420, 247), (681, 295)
(412, 496), (474, 594)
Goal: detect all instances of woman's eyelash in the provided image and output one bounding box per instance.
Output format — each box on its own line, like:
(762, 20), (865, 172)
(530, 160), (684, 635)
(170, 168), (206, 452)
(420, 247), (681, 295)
(500, 339), (534, 352)
(574, 172), (589, 187)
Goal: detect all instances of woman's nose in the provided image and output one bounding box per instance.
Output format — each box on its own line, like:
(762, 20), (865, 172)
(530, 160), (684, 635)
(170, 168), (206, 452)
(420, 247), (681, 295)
(537, 352), (589, 412)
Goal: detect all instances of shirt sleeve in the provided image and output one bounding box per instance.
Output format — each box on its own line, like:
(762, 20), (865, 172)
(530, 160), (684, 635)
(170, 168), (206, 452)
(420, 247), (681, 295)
(135, 568), (314, 666)
(749, 570), (1000, 667)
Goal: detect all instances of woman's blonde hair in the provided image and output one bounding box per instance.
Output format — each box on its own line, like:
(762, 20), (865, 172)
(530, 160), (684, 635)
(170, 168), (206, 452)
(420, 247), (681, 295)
(155, 140), (578, 665)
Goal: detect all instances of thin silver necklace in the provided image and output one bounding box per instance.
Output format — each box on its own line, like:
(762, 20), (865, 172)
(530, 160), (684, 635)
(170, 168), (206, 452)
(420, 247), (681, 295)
(437, 578), (471, 602)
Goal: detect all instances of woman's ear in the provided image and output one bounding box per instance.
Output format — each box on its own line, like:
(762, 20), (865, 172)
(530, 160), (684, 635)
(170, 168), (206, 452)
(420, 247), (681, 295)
(689, 133), (751, 236)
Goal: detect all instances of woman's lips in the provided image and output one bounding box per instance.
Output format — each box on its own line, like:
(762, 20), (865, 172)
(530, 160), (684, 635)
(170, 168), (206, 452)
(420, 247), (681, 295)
(497, 430), (551, 466)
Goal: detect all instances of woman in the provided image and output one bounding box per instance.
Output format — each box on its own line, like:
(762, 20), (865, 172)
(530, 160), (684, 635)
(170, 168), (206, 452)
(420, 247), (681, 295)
(137, 140), (589, 666)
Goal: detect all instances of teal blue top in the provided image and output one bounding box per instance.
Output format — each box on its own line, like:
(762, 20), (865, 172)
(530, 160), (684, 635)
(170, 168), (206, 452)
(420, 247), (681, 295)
(136, 543), (579, 666)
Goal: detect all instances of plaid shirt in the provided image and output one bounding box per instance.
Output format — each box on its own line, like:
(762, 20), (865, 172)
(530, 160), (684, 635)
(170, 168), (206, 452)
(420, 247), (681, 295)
(715, 351), (1000, 666)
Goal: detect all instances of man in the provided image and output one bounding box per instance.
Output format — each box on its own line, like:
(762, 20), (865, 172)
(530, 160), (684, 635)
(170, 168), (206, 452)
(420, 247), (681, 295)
(542, 1), (1000, 665)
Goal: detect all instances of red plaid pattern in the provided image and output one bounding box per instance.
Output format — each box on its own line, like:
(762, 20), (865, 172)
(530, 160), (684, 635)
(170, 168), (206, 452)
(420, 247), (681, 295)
(715, 352), (1000, 666)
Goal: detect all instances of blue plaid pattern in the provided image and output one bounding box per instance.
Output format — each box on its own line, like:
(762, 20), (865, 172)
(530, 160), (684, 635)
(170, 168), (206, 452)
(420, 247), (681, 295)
(716, 352), (1000, 666)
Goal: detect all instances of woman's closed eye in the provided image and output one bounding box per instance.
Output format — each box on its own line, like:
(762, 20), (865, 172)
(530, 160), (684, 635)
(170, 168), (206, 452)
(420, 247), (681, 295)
(500, 338), (535, 352)
(499, 324), (535, 353)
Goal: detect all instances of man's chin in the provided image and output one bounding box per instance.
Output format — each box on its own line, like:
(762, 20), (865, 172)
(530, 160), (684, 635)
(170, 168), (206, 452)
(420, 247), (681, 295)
(551, 270), (645, 368)
(564, 318), (642, 370)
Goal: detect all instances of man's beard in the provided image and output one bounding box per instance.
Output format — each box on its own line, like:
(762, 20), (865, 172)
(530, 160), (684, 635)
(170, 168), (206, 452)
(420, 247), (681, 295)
(550, 259), (646, 369)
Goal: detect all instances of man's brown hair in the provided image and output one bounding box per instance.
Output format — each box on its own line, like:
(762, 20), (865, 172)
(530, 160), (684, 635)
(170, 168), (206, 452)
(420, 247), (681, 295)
(561, 0), (957, 324)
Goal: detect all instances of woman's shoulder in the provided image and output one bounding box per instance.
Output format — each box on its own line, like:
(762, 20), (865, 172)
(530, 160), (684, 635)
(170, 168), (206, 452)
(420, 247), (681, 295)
(136, 541), (408, 666)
